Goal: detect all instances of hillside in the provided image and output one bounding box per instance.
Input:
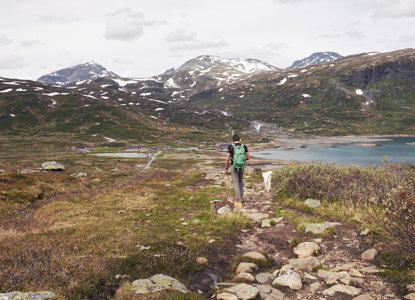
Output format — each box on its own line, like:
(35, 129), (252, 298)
(288, 52), (343, 68)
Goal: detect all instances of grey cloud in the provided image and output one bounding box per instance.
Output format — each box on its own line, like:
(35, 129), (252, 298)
(346, 29), (365, 39)
(170, 40), (228, 52)
(105, 8), (165, 41)
(165, 29), (197, 43)
(20, 40), (39, 47)
(0, 55), (26, 70)
(371, 0), (415, 18)
(0, 34), (12, 46)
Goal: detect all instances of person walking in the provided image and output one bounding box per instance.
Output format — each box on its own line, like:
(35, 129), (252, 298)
(225, 134), (250, 207)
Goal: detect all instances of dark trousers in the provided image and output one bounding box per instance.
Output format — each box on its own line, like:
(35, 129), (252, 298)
(231, 166), (244, 202)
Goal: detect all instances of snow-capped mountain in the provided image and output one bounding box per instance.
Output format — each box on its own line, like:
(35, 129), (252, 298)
(288, 52), (343, 69)
(37, 62), (118, 85)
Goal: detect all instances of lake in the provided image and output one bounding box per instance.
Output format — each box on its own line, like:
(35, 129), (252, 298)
(252, 137), (415, 166)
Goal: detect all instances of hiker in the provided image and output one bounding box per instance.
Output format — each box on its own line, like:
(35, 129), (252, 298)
(225, 134), (250, 207)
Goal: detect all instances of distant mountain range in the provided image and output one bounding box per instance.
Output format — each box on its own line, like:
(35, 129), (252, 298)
(289, 52), (343, 68)
(1, 48), (414, 144)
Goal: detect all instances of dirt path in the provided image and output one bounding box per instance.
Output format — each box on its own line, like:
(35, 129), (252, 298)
(199, 169), (401, 300)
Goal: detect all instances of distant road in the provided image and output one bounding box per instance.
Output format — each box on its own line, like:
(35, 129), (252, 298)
(145, 151), (161, 169)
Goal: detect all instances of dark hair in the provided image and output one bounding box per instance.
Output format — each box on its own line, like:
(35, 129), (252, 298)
(232, 134), (240, 142)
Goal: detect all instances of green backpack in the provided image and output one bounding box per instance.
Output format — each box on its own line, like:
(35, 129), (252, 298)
(232, 143), (246, 171)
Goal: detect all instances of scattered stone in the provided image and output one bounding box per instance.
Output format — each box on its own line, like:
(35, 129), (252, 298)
(313, 238), (322, 243)
(208, 239), (216, 243)
(309, 282), (322, 293)
(181, 222), (188, 226)
(217, 205), (232, 215)
(361, 248), (377, 261)
(18, 169), (40, 174)
(242, 251), (267, 262)
(349, 268), (364, 278)
(304, 273), (318, 280)
(41, 161), (64, 171)
(351, 277), (365, 286)
(293, 242), (320, 258)
(236, 262), (258, 274)
(225, 283), (259, 300)
(210, 200), (225, 212)
(70, 172), (87, 177)
(136, 245), (150, 251)
(360, 228), (370, 236)
(272, 217), (284, 223)
(408, 284), (415, 292)
(255, 272), (274, 284)
(216, 283), (237, 289)
(110, 167), (120, 172)
(273, 269), (302, 290)
(305, 198), (321, 208)
(256, 284), (285, 300)
(305, 222), (340, 234)
(261, 219), (271, 228)
(131, 274), (187, 295)
(0, 169), (4, 173)
(385, 294), (395, 298)
(176, 241), (185, 246)
(353, 294), (375, 300)
(337, 271), (352, 285)
(288, 257), (321, 271)
(404, 293), (415, 300)
(217, 293), (238, 300)
(331, 262), (358, 272)
(322, 284), (361, 296)
(245, 212), (269, 223)
(233, 272), (255, 283)
(359, 266), (383, 273)
(0, 292), (56, 299)
(115, 274), (130, 280)
(196, 257), (208, 265)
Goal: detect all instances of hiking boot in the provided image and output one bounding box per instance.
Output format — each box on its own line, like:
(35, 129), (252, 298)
(234, 201), (242, 207)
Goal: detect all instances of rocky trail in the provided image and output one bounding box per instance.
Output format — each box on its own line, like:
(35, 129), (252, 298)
(198, 170), (408, 300)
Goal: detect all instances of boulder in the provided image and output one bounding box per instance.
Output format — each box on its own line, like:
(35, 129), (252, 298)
(305, 222), (340, 234)
(353, 295), (375, 300)
(261, 219), (271, 228)
(131, 274), (187, 295)
(308, 282), (322, 293)
(305, 198), (321, 208)
(217, 293), (238, 300)
(361, 248), (377, 261)
(256, 284), (284, 300)
(225, 283), (259, 300)
(236, 262), (258, 274)
(404, 293), (415, 300)
(217, 205), (232, 215)
(255, 272), (274, 284)
(349, 268), (364, 278)
(41, 161), (64, 171)
(322, 284), (361, 296)
(293, 242), (320, 258)
(0, 291), (56, 299)
(288, 257), (321, 271)
(233, 272), (255, 283)
(273, 269), (302, 290)
(242, 251), (267, 262)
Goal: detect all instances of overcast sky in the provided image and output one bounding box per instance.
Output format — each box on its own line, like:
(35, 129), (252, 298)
(1, 0), (415, 80)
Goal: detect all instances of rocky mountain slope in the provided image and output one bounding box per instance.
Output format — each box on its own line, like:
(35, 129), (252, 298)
(37, 62), (118, 85)
(289, 52), (343, 69)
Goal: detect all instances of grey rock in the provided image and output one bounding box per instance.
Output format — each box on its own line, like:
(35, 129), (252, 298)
(305, 222), (340, 234)
(273, 269), (302, 290)
(41, 161), (65, 171)
(305, 198), (321, 208)
(131, 274), (187, 295)
(404, 293), (415, 300)
(70, 172), (87, 178)
(331, 262), (359, 272)
(217, 205), (232, 215)
(245, 212), (269, 223)
(242, 251), (267, 262)
(18, 169), (40, 174)
(0, 291), (56, 299)
(217, 293), (238, 300)
(359, 266), (383, 273)
(308, 282), (322, 293)
(271, 217), (284, 223)
(233, 272), (255, 283)
(196, 257), (208, 265)
(349, 268), (364, 278)
(361, 248), (377, 261)
(360, 228), (370, 236)
(255, 273), (274, 284)
(256, 284), (285, 300)
(261, 219), (271, 228)
(288, 256), (321, 271)
(408, 284), (415, 292)
(322, 284), (361, 296)
(225, 283), (259, 300)
(353, 294), (375, 300)
(293, 242), (320, 258)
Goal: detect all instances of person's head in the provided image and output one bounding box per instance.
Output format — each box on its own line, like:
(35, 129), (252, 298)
(232, 134), (240, 142)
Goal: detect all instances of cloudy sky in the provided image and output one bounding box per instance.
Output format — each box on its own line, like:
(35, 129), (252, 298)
(1, 0), (415, 80)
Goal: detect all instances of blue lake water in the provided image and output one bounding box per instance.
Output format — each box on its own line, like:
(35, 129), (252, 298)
(252, 137), (415, 166)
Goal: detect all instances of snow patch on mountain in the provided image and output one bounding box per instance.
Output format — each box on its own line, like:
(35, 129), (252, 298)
(289, 52), (343, 69)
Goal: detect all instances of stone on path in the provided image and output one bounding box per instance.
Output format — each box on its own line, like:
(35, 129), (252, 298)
(41, 161), (64, 171)
(233, 272), (255, 283)
(255, 272), (274, 284)
(242, 251), (267, 262)
(225, 283), (259, 300)
(245, 212), (269, 223)
(305, 198), (321, 208)
(349, 268), (364, 277)
(273, 269), (302, 290)
(196, 257), (208, 265)
(261, 219), (271, 228)
(217, 293), (238, 300)
(288, 257), (321, 271)
(353, 294), (375, 300)
(0, 292), (56, 299)
(308, 282), (322, 293)
(305, 222), (340, 234)
(322, 284), (361, 296)
(360, 228), (370, 236)
(331, 262), (359, 272)
(408, 284), (415, 292)
(236, 262), (258, 274)
(404, 293), (415, 300)
(359, 265), (383, 273)
(361, 248), (377, 261)
(256, 284), (285, 300)
(131, 274), (187, 295)
(217, 205), (232, 215)
(293, 241), (320, 258)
